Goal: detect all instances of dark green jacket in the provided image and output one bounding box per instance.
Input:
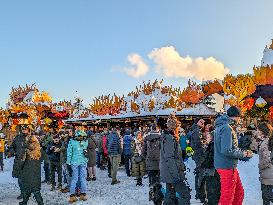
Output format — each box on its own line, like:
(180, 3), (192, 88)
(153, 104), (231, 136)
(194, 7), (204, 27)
(9, 134), (27, 178)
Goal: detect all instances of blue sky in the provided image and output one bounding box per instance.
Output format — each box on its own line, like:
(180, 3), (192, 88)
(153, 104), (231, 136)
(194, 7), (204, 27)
(0, 0), (273, 107)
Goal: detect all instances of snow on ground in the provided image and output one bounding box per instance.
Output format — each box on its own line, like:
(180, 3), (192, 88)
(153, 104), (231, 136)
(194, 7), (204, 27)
(0, 155), (263, 205)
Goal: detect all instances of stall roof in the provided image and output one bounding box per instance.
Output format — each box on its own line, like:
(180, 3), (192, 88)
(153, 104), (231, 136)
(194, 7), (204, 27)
(65, 103), (216, 124)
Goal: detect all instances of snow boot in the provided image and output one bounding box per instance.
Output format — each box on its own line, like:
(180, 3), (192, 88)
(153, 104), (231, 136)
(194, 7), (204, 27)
(57, 184), (62, 190)
(17, 194), (23, 200)
(50, 185), (55, 191)
(136, 178), (143, 186)
(69, 195), (78, 204)
(61, 187), (70, 193)
(86, 177), (92, 181)
(92, 176), (97, 181)
(111, 180), (121, 185)
(79, 193), (88, 201)
(152, 183), (164, 205)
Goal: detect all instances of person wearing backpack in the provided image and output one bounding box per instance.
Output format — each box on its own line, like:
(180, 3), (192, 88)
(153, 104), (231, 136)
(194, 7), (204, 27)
(142, 123), (163, 205)
(123, 129), (133, 177)
(107, 128), (122, 185)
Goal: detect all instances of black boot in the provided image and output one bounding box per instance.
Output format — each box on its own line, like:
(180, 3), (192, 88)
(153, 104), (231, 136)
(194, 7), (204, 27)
(33, 190), (44, 205)
(136, 178), (143, 186)
(17, 194), (23, 200)
(152, 183), (164, 205)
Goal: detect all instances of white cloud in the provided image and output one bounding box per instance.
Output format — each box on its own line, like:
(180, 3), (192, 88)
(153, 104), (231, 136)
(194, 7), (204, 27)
(123, 53), (149, 78)
(148, 46), (230, 81)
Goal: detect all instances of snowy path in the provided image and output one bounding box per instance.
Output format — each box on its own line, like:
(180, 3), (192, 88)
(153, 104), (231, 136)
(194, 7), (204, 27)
(0, 156), (262, 205)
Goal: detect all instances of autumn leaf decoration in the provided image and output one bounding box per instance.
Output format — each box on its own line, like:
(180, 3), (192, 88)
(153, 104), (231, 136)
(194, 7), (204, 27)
(202, 80), (223, 97)
(178, 80), (205, 105)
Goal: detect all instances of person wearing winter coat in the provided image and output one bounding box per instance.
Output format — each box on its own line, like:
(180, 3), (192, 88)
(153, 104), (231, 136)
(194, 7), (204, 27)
(179, 128), (188, 161)
(107, 128), (122, 185)
(94, 130), (102, 168)
(101, 130), (112, 177)
(19, 134), (44, 205)
(8, 124), (31, 200)
(60, 127), (74, 193)
(142, 124), (162, 205)
(46, 135), (63, 191)
(160, 114), (191, 205)
(0, 134), (5, 171)
(40, 131), (53, 184)
(142, 124), (161, 186)
(189, 118), (206, 202)
(200, 131), (220, 205)
(87, 131), (97, 181)
(214, 106), (253, 205)
(257, 122), (273, 205)
(123, 129), (133, 177)
(131, 131), (146, 186)
(67, 130), (89, 203)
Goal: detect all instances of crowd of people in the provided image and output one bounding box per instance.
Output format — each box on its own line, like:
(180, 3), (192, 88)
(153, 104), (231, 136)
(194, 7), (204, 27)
(1, 106), (273, 205)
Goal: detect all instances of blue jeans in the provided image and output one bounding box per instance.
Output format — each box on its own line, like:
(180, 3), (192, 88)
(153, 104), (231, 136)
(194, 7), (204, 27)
(70, 165), (87, 195)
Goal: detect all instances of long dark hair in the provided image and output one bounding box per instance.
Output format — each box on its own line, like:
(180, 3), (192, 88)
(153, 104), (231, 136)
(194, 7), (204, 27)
(258, 122), (273, 151)
(257, 122), (271, 136)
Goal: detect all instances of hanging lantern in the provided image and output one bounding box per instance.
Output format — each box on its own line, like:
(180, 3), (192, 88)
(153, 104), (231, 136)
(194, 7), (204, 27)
(255, 96), (267, 108)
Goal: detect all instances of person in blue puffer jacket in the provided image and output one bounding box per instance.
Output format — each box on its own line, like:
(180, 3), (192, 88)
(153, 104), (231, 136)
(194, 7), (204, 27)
(67, 130), (88, 204)
(107, 128), (122, 185)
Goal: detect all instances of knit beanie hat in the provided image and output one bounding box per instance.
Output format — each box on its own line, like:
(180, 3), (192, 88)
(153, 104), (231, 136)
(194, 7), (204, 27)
(227, 106), (241, 117)
(167, 114), (180, 131)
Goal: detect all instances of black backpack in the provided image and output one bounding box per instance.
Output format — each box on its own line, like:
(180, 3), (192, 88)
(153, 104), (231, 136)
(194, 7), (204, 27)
(147, 136), (160, 160)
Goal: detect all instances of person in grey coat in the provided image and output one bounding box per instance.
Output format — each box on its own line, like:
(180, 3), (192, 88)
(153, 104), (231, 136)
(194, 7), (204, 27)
(160, 115), (191, 205)
(142, 124), (161, 186)
(143, 124), (163, 205)
(189, 118), (206, 202)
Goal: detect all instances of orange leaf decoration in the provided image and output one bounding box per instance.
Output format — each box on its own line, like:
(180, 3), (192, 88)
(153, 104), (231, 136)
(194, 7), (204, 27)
(179, 80), (204, 105)
(202, 80), (223, 96)
(253, 65), (273, 85)
(239, 97), (255, 113)
(223, 74), (256, 102)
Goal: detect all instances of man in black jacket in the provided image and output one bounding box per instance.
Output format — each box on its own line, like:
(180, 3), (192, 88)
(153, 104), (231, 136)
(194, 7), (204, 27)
(189, 118), (206, 202)
(46, 135), (62, 191)
(8, 124), (31, 200)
